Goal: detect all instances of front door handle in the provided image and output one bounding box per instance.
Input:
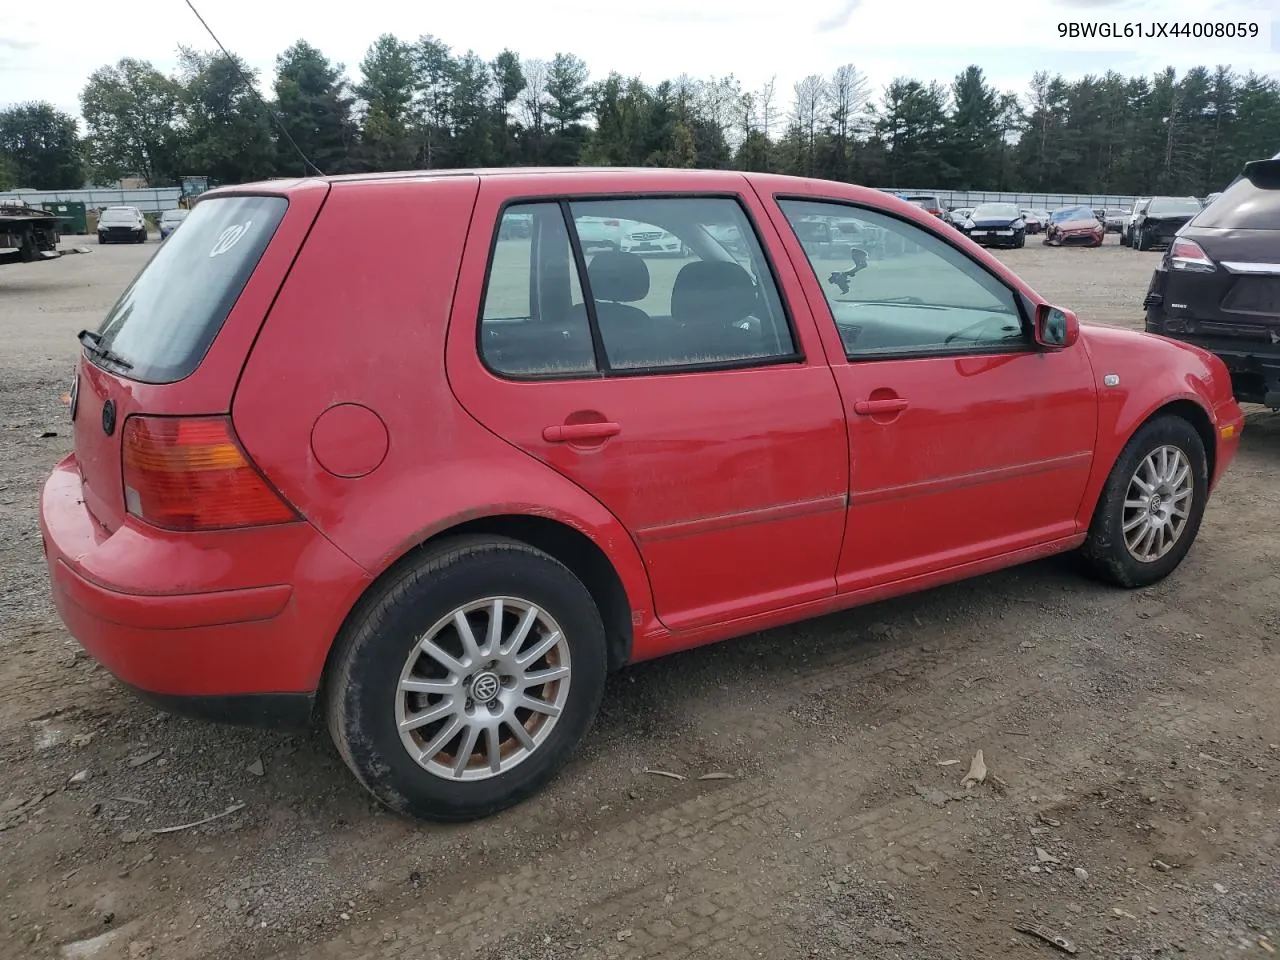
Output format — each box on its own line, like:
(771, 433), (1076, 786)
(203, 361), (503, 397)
(543, 421), (621, 443)
(853, 398), (909, 416)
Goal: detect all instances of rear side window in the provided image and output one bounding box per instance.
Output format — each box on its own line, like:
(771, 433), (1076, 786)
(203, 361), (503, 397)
(92, 195), (288, 384)
(1147, 198), (1202, 217)
(1190, 176), (1280, 230)
(478, 196), (796, 378)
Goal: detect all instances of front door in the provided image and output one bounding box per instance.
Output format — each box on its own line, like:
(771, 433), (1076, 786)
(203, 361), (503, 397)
(764, 194), (1099, 591)
(446, 177), (850, 631)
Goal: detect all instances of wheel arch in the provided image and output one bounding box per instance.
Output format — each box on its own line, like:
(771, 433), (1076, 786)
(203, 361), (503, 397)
(1080, 394), (1217, 529)
(317, 512), (638, 714)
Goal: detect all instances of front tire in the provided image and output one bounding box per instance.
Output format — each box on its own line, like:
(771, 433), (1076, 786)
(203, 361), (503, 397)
(1079, 414), (1208, 588)
(325, 535), (609, 822)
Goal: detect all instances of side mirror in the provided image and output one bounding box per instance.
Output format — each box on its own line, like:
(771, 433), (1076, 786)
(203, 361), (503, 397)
(1035, 304), (1080, 349)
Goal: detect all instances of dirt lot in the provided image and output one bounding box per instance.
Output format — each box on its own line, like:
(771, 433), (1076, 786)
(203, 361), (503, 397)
(1, 235), (1277, 960)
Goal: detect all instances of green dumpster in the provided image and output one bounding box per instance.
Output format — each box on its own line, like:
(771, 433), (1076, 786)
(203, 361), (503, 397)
(41, 201), (88, 235)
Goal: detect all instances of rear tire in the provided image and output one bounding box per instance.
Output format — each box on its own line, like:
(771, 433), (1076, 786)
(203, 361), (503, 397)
(325, 535), (609, 822)
(1079, 414), (1208, 589)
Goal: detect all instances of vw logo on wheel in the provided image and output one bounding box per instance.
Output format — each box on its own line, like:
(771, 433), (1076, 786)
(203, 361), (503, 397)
(470, 672), (501, 704)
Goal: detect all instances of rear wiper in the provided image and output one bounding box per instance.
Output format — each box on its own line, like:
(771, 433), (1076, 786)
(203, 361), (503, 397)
(77, 329), (133, 370)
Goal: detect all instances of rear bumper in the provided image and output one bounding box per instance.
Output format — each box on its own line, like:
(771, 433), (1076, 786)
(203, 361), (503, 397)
(1144, 313), (1280, 406)
(39, 454), (371, 727)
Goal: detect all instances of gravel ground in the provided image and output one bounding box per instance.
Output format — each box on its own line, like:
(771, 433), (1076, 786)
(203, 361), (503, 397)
(1, 233), (1277, 960)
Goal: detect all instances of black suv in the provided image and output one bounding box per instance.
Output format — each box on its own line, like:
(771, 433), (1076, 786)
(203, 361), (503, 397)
(1143, 157), (1280, 408)
(1129, 196), (1203, 250)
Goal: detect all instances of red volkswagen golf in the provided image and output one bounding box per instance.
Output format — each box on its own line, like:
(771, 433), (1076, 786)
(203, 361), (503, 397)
(41, 168), (1244, 822)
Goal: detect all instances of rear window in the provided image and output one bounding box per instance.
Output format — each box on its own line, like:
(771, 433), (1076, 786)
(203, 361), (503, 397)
(1052, 206), (1095, 222)
(1190, 173), (1280, 230)
(972, 203), (1020, 219)
(1147, 198), (1202, 217)
(91, 195), (287, 384)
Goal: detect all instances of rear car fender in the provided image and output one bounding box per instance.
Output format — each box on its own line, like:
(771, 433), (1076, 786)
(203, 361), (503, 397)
(231, 175), (656, 665)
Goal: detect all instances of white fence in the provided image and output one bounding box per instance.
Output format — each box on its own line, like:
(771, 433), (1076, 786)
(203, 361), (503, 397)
(880, 188), (1149, 210)
(0, 187), (183, 214)
(2, 183), (1158, 216)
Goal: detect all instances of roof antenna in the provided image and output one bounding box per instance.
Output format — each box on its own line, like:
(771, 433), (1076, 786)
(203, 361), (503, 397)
(180, 0), (326, 177)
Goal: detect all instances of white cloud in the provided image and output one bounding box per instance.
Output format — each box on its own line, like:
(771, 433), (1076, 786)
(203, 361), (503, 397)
(1, 0), (1275, 116)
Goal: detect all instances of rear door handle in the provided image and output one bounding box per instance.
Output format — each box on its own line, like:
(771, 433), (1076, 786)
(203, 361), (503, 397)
(542, 421), (621, 442)
(853, 398), (909, 416)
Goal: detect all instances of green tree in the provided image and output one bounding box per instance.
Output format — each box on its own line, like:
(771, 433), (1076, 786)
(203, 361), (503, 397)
(356, 34), (418, 172)
(79, 58), (182, 184)
(0, 153), (16, 190)
(412, 35), (459, 167)
(175, 48), (277, 185)
(0, 102), (84, 189)
(490, 49), (526, 165)
(875, 79), (954, 186)
(543, 53), (591, 164)
(274, 40), (358, 175)
(948, 66), (998, 189)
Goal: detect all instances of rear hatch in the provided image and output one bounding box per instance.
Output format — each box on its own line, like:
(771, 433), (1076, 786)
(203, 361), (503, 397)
(72, 183), (327, 533)
(1153, 161), (1280, 344)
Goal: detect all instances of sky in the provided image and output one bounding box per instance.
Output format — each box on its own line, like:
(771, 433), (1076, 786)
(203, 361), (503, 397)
(2, 0), (1278, 119)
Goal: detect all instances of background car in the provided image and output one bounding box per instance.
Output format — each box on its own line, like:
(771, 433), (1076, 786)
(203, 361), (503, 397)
(1044, 205), (1105, 246)
(962, 202), (1027, 248)
(1103, 208), (1127, 233)
(949, 206), (974, 227)
(96, 205), (147, 244)
(1020, 209), (1045, 234)
(158, 208), (189, 240)
(1143, 156), (1280, 407)
(1121, 198), (1151, 246)
(1130, 196), (1203, 250)
(575, 215), (624, 251)
(902, 194), (946, 219)
(619, 221), (687, 257)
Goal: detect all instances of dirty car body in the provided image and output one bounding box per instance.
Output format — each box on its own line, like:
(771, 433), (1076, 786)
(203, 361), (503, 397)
(40, 167), (1244, 823)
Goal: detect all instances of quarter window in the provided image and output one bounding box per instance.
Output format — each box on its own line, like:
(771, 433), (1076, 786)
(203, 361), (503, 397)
(479, 203), (596, 378)
(777, 199), (1028, 359)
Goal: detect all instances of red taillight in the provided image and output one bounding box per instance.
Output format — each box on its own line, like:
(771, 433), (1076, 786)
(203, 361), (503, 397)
(122, 416), (298, 532)
(1168, 237), (1216, 273)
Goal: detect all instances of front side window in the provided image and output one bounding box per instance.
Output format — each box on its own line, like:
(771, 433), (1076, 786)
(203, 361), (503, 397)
(777, 198), (1027, 359)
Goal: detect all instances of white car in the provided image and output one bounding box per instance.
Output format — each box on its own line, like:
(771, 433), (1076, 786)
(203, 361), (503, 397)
(97, 205), (148, 244)
(619, 221), (686, 257)
(575, 216), (624, 252)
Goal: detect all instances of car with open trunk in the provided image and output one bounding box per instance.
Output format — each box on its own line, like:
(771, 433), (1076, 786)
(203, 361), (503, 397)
(41, 167), (1245, 822)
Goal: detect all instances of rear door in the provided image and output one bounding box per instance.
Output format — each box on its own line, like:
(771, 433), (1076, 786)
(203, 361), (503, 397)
(445, 174), (850, 632)
(71, 184), (326, 532)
